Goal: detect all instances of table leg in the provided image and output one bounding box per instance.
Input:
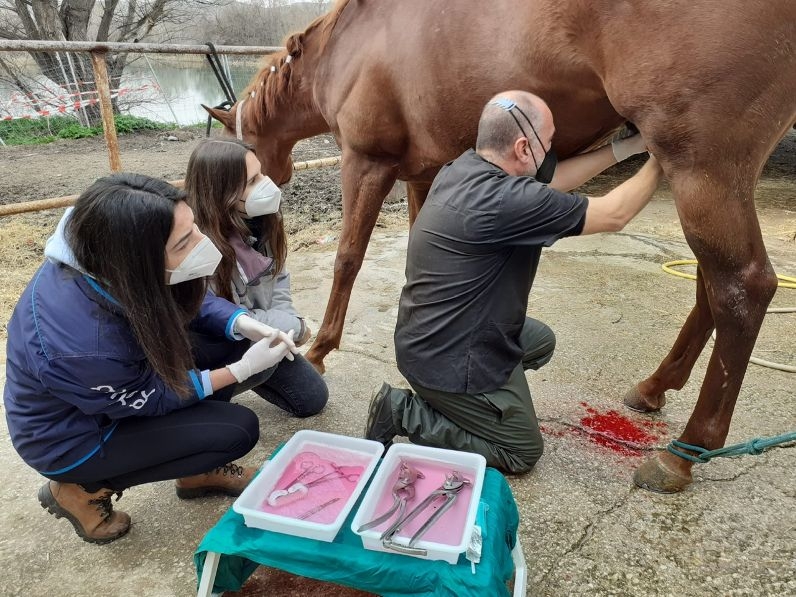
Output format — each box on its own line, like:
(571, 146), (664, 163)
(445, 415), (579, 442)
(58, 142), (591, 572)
(511, 541), (527, 597)
(197, 551), (221, 597)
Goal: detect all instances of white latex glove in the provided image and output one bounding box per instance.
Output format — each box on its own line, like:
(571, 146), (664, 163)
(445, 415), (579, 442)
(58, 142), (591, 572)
(227, 330), (296, 383)
(612, 133), (648, 162)
(234, 314), (298, 357)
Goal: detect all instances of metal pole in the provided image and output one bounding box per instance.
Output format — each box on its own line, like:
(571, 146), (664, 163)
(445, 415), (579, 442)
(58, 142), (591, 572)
(64, 49), (90, 127)
(89, 51), (122, 172)
(54, 52), (78, 123)
(0, 40), (282, 55)
(142, 54), (180, 126)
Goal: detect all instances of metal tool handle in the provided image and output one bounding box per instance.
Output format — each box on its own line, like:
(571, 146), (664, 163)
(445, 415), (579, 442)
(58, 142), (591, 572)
(380, 490), (444, 542)
(298, 497), (340, 521)
(357, 494), (402, 532)
(382, 539), (428, 557)
(408, 493), (457, 547)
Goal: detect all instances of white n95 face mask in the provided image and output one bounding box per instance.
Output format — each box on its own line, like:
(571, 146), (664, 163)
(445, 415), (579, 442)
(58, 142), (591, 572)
(166, 235), (223, 285)
(243, 177), (282, 218)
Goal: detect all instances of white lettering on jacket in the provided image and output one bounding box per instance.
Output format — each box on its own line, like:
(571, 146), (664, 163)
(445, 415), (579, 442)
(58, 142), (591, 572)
(90, 384), (153, 410)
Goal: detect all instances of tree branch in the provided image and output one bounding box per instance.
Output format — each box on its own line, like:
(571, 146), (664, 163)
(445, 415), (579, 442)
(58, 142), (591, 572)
(59, 0), (96, 41)
(13, 0), (41, 39)
(96, 0), (119, 42)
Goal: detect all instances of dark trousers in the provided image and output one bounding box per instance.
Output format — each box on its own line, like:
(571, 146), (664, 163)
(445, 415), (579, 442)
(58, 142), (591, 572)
(50, 333), (327, 492)
(191, 331), (329, 417)
(50, 401), (259, 492)
(397, 317), (555, 474)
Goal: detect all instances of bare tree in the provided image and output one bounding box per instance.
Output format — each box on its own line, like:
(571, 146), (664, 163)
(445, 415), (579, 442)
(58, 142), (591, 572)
(0, 1), (224, 123)
(192, 1), (330, 47)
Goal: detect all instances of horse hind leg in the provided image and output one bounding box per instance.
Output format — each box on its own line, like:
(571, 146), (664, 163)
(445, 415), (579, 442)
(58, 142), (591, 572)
(634, 167), (778, 493)
(305, 149), (397, 373)
(406, 181), (431, 225)
(624, 268), (714, 412)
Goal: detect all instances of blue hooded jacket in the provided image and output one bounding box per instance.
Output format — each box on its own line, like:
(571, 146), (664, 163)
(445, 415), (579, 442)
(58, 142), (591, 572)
(3, 209), (246, 475)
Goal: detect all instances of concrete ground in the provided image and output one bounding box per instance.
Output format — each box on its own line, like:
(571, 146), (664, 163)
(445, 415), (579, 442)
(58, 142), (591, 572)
(0, 195), (794, 596)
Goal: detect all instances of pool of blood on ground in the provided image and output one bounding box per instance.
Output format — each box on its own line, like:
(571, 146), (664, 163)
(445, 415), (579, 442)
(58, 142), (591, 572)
(540, 403), (668, 457)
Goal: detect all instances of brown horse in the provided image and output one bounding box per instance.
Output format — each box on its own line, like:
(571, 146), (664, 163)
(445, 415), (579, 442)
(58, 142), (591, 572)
(207, 0), (796, 492)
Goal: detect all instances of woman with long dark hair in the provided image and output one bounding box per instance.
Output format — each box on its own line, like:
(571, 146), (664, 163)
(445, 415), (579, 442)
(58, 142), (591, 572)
(185, 139), (328, 418)
(4, 174), (297, 544)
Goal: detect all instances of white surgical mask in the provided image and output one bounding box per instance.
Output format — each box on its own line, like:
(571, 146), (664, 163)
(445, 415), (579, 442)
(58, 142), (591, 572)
(243, 177), (282, 218)
(165, 235), (223, 285)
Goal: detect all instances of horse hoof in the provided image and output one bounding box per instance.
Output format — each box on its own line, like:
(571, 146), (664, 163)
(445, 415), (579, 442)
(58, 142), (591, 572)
(633, 454), (692, 493)
(623, 385), (666, 413)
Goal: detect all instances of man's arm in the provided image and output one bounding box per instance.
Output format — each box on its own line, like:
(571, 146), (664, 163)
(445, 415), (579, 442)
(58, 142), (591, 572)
(549, 134), (647, 193)
(580, 155), (663, 235)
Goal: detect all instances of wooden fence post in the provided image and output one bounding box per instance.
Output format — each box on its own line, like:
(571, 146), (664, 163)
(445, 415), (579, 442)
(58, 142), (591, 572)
(89, 50), (122, 172)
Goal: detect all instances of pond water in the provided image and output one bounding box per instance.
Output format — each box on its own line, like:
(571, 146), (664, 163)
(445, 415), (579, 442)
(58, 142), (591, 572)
(0, 55), (263, 126)
(121, 56), (263, 125)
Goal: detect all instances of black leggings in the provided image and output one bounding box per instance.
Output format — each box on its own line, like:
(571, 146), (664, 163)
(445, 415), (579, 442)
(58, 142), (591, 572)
(50, 400), (259, 493)
(48, 333), (268, 493)
(49, 331), (326, 493)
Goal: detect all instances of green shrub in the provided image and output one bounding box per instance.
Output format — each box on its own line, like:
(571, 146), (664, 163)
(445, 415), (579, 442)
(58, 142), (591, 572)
(56, 123), (101, 139)
(114, 114), (170, 134)
(0, 114), (171, 146)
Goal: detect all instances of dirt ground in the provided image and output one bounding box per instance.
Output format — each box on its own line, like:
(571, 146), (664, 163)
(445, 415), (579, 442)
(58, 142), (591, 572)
(0, 131), (794, 596)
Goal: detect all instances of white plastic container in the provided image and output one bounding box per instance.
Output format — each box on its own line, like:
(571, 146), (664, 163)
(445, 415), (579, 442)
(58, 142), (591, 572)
(233, 430), (384, 542)
(351, 444), (486, 563)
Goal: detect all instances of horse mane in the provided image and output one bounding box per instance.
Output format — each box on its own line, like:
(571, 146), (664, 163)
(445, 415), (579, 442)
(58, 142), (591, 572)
(243, 0), (352, 128)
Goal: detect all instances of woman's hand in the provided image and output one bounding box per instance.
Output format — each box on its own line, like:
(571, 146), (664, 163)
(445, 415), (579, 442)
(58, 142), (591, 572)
(227, 330), (296, 382)
(234, 314), (298, 356)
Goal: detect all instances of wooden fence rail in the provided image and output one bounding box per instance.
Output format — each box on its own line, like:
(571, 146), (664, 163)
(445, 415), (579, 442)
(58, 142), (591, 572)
(0, 157), (343, 217)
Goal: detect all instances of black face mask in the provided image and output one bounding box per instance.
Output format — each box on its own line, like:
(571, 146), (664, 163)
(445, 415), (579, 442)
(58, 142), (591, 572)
(534, 148), (557, 184)
(489, 97), (556, 183)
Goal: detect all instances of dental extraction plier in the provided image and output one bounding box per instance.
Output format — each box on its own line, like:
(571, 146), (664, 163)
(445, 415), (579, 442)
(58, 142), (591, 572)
(357, 461), (423, 532)
(381, 471), (471, 556)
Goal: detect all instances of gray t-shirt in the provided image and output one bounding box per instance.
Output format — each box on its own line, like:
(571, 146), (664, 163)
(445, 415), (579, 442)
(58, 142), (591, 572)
(394, 149), (588, 394)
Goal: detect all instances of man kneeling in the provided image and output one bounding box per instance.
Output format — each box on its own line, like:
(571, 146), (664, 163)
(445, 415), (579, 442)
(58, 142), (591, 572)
(366, 90), (663, 474)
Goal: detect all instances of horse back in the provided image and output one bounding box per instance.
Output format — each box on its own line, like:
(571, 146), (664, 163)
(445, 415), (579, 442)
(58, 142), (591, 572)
(315, 0), (795, 178)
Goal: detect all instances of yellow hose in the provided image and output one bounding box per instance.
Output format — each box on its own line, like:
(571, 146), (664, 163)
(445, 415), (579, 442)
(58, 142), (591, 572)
(662, 259), (796, 289)
(661, 259), (795, 372)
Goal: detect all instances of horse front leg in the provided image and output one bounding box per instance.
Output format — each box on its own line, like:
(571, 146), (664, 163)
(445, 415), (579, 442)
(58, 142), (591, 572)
(305, 150), (397, 373)
(634, 171), (777, 493)
(624, 267), (714, 412)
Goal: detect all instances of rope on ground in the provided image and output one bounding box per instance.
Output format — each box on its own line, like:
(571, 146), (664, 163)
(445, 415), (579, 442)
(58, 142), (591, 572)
(667, 433), (796, 463)
(662, 259), (795, 372)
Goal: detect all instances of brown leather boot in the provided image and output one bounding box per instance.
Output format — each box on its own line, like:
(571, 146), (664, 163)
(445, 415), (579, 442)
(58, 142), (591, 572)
(175, 463), (256, 499)
(38, 481), (131, 544)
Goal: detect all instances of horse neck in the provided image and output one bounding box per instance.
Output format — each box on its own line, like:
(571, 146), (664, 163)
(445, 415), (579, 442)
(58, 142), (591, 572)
(254, 48), (330, 142)
(280, 71), (329, 141)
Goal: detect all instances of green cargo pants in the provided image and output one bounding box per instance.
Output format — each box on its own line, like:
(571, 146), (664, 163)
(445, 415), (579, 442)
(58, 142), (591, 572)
(394, 317), (555, 474)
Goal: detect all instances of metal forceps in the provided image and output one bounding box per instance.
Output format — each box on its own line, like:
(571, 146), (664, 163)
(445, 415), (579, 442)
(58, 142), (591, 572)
(357, 461), (424, 533)
(299, 464), (360, 490)
(381, 471), (471, 556)
(267, 454), (325, 507)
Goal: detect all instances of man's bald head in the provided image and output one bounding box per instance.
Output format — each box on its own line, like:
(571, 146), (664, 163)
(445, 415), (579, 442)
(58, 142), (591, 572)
(475, 91), (553, 160)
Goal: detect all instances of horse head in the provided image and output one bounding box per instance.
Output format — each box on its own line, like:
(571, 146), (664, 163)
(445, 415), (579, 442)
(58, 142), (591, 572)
(203, 100), (296, 186)
(203, 24), (335, 185)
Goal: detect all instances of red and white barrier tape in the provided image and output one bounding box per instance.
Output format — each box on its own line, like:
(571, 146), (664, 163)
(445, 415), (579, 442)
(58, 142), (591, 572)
(1, 82), (161, 121)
